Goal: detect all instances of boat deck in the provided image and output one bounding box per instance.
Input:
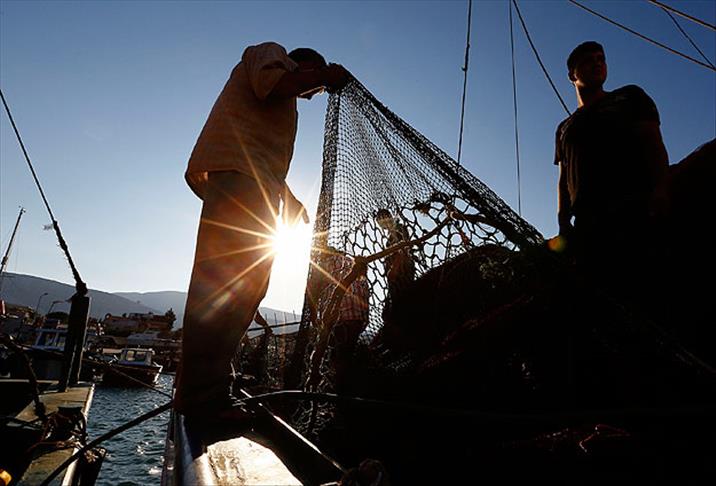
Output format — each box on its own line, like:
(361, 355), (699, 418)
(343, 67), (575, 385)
(0, 379), (95, 486)
(162, 390), (344, 486)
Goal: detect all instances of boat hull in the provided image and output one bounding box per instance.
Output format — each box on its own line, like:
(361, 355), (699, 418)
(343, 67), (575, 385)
(101, 365), (161, 386)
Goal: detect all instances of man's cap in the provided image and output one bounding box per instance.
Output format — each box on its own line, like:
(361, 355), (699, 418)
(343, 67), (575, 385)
(567, 41), (604, 73)
(288, 48), (326, 66)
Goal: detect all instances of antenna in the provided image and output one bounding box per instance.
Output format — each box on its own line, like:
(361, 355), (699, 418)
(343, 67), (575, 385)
(0, 206), (26, 295)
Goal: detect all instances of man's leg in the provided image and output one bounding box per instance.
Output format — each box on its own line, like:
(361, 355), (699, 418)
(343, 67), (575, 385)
(175, 171), (278, 414)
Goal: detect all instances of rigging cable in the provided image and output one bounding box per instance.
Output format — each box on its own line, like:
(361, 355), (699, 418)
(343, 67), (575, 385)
(0, 89), (88, 296)
(511, 0), (571, 116)
(568, 0), (716, 72)
(508, 1), (522, 216)
(456, 0), (473, 165)
(658, 5), (716, 70)
(647, 0), (716, 31)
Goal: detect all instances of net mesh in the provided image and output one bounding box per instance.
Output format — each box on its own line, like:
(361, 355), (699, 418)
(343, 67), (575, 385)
(241, 79), (714, 483)
(255, 78), (544, 413)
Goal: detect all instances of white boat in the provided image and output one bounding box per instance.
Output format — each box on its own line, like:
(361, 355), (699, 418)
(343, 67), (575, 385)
(102, 347), (163, 386)
(6, 327), (102, 381)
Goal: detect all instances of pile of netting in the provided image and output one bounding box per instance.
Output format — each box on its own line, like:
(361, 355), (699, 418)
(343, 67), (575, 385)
(241, 80), (715, 484)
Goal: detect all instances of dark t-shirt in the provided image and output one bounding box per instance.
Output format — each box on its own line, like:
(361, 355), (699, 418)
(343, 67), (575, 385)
(554, 85), (661, 217)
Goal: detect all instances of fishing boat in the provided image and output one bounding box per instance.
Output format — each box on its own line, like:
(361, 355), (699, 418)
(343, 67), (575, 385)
(26, 327), (103, 381)
(101, 347), (163, 386)
(1, 1), (713, 484)
(161, 388), (344, 486)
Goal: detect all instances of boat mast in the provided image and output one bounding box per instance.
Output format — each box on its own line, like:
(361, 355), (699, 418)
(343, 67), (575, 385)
(0, 206), (26, 295)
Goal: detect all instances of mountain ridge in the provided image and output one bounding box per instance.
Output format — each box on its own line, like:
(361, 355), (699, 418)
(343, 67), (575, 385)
(0, 273), (298, 329)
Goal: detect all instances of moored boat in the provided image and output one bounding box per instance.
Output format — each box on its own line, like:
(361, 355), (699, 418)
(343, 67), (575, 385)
(101, 347), (163, 386)
(5, 327), (103, 382)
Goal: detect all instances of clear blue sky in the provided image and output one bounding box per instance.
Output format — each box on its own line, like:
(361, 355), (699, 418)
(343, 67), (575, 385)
(1, 1), (714, 313)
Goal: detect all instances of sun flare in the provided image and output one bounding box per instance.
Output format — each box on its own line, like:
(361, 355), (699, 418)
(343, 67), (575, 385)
(264, 219), (314, 310)
(271, 219), (313, 262)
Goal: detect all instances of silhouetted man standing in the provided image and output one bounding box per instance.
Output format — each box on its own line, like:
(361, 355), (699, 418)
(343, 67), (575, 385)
(175, 42), (349, 420)
(554, 41), (668, 303)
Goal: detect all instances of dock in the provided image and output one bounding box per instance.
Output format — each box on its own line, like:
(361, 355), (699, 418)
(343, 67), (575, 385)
(0, 379), (98, 486)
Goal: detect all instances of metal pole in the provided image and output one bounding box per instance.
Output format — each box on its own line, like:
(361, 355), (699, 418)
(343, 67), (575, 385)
(47, 300), (64, 316)
(0, 207), (25, 295)
(59, 293), (91, 390)
(35, 292), (48, 315)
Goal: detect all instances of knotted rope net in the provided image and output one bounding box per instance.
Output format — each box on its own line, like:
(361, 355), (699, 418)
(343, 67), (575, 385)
(251, 78), (544, 421)
(244, 80), (715, 483)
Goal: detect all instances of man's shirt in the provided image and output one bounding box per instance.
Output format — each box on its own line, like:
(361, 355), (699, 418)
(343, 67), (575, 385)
(322, 252), (370, 323)
(186, 42), (298, 199)
(554, 85), (663, 217)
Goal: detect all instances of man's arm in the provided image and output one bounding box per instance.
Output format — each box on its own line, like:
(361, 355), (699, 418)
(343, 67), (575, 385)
(635, 120), (669, 220)
(558, 163), (573, 235)
(281, 182), (309, 226)
(636, 120), (669, 185)
(269, 64), (349, 99)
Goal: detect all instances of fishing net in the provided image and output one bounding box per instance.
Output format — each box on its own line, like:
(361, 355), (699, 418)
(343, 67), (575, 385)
(261, 78), (545, 419)
(243, 80), (716, 484)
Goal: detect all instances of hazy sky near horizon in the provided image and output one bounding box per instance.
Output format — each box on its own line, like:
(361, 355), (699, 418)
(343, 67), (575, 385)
(1, 0), (714, 313)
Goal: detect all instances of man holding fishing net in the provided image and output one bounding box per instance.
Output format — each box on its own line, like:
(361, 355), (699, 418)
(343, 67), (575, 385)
(175, 42), (349, 421)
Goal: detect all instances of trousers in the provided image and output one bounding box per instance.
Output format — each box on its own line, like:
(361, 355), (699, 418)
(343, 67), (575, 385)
(174, 171), (279, 413)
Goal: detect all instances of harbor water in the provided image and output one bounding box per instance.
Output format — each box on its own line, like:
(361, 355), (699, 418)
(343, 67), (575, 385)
(87, 374), (173, 486)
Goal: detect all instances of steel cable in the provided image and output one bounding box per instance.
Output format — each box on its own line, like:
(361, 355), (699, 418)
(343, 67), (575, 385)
(509, 0), (523, 216)
(0, 89), (87, 295)
(659, 6), (716, 69)
(456, 0), (473, 165)
(511, 0), (571, 115)
(647, 0), (716, 31)
(569, 0), (716, 72)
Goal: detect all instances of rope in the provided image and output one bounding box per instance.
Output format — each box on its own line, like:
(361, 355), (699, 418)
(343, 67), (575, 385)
(456, 0), (473, 165)
(508, 1), (523, 216)
(0, 88), (88, 296)
(511, 0), (571, 115)
(659, 6), (716, 69)
(39, 401), (172, 486)
(647, 0), (716, 31)
(568, 0), (716, 72)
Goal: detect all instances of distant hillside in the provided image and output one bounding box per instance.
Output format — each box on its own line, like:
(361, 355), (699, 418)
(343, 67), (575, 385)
(114, 290), (300, 331)
(0, 273), (299, 332)
(114, 291), (188, 325)
(0, 272), (159, 319)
